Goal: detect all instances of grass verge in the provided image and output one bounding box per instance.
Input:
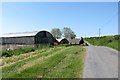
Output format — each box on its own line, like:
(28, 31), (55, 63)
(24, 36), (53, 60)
(2, 45), (86, 78)
(85, 35), (120, 51)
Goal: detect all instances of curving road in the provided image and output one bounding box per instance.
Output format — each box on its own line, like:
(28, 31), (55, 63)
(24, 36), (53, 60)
(83, 43), (119, 78)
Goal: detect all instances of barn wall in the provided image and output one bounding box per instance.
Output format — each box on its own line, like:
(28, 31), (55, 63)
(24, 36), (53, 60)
(35, 31), (54, 45)
(1, 36), (35, 45)
(0, 44), (36, 50)
(0, 31), (58, 50)
(0, 38), (2, 44)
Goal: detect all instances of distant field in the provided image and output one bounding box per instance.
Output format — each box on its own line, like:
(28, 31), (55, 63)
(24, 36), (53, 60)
(1, 45), (86, 78)
(85, 35), (120, 51)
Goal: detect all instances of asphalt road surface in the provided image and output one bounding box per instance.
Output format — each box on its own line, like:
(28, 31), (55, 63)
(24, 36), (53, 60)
(83, 43), (119, 78)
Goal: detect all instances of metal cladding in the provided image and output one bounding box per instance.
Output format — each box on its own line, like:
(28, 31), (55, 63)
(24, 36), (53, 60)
(68, 38), (81, 44)
(60, 38), (69, 44)
(0, 31), (55, 45)
(0, 31), (85, 50)
(0, 30), (83, 45)
(35, 31), (55, 45)
(56, 38), (82, 45)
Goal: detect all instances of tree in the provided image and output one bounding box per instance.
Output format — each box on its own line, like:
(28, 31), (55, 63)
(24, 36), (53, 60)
(51, 28), (62, 39)
(62, 27), (76, 39)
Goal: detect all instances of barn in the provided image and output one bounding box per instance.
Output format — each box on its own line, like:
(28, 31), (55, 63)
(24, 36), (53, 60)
(0, 30), (56, 50)
(60, 38), (69, 44)
(68, 38), (81, 45)
(56, 38), (81, 45)
(56, 38), (69, 44)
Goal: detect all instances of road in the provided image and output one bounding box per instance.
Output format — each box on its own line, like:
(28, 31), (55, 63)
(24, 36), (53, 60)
(83, 43), (119, 78)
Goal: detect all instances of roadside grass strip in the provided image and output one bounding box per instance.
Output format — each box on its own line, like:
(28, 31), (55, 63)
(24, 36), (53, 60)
(2, 46), (86, 78)
(2, 47), (63, 77)
(45, 46), (85, 78)
(2, 47), (62, 67)
(2, 46), (68, 77)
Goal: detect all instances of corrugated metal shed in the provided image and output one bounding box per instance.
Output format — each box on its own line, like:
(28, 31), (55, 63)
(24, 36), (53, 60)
(56, 38), (81, 44)
(0, 30), (55, 45)
(60, 38), (69, 44)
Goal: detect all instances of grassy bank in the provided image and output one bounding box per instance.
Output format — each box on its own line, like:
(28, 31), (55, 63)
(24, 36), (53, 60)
(0, 47), (36, 57)
(85, 35), (120, 51)
(2, 45), (86, 78)
(0, 44), (52, 57)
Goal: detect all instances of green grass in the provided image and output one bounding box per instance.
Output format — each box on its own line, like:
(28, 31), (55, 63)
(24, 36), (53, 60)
(0, 44), (53, 57)
(85, 35), (120, 51)
(0, 47), (36, 57)
(2, 45), (86, 78)
(106, 40), (120, 51)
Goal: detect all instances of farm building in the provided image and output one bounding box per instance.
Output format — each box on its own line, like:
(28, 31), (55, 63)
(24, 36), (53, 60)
(57, 38), (82, 45)
(60, 38), (69, 44)
(68, 38), (81, 45)
(0, 30), (56, 50)
(56, 38), (69, 44)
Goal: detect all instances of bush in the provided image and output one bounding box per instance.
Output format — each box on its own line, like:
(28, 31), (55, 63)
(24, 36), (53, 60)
(1, 50), (13, 57)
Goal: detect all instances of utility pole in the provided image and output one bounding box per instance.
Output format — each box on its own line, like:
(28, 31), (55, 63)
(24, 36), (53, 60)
(99, 28), (101, 39)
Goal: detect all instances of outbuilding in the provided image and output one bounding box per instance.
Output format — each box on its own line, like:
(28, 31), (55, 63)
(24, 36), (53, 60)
(60, 38), (69, 44)
(0, 30), (56, 50)
(68, 38), (81, 45)
(56, 38), (69, 44)
(56, 38), (81, 45)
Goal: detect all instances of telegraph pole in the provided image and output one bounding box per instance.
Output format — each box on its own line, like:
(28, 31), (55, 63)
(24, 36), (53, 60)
(99, 28), (101, 39)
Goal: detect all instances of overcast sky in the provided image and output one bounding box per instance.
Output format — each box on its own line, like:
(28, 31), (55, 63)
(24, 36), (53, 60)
(1, 2), (118, 37)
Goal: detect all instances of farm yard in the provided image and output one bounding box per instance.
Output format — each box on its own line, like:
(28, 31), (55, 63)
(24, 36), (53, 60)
(1, 45), (86, 78)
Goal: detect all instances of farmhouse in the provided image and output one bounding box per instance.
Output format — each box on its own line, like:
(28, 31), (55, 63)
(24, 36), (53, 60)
(0, 30), (56, 50)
